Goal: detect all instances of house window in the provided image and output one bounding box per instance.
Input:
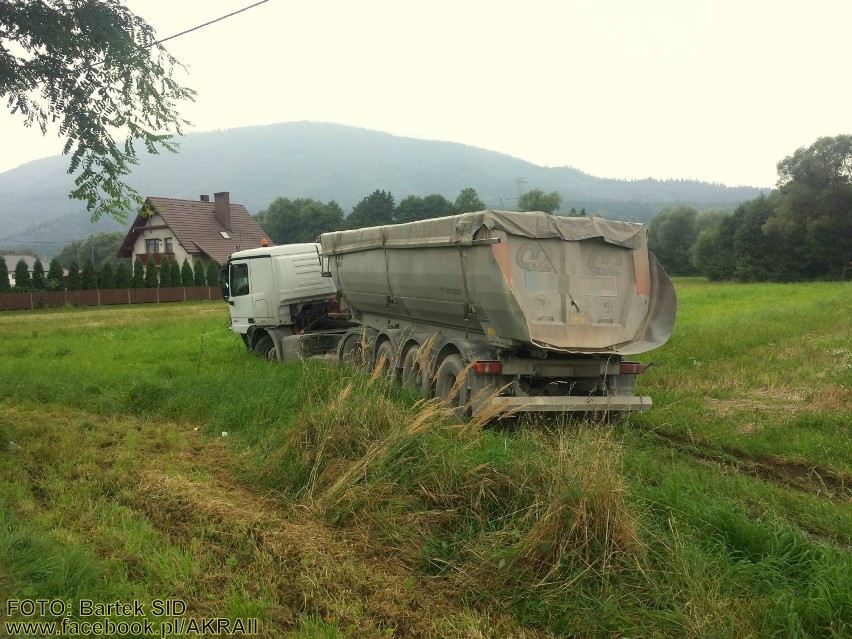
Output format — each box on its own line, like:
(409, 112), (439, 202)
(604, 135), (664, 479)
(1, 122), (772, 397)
(145, 238), (160, 254)
(219, 231), (231, 239)
(165, 238), (174, 254)
(231, 263), (249, 296)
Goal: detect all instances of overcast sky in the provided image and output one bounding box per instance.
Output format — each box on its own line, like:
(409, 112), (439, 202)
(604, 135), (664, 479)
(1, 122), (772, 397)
(0, 0), (849, 188)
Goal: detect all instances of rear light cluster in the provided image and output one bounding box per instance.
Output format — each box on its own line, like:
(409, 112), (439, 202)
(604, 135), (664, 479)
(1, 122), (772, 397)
(620, 361), (647, 375)
(473, 360), (503, 374)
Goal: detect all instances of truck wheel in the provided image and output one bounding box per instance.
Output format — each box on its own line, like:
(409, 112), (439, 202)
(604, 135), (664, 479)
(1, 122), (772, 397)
(401, 344), (430, 395)
(375, 341), (397, 381)
(435, 354), (470, 417)
(254, 335), (277, 361)
(340, 334), (369, 370)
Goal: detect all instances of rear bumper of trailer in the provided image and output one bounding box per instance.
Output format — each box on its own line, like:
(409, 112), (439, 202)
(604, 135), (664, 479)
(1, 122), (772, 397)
(480, 395), (653, 414)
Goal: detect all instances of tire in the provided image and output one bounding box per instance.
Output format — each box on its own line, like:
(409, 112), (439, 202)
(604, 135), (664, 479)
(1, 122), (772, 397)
(340, 333), (370, 370)
(374, 340), (397, 381)
(401, 344), (430, 395)
(434, 354), (470, 417)
(254, 334), (277, 361)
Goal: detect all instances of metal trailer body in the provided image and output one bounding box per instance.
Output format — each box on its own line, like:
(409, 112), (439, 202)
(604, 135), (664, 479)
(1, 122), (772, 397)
(319, 210), (677, 416)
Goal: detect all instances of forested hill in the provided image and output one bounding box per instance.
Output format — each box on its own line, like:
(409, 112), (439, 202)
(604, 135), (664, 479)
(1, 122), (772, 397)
(0, 121), (765, 252)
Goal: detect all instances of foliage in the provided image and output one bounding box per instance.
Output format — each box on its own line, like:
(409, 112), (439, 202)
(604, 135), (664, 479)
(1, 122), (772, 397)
(454, 187), (486, 214)
(56, 233), (125, 268)
(47, 258), (64, 289)
(767, 134), (852, 279)
(66, 259), (81, 290)
(158, 258), (172, 288)
(13, 259), (31, 290)
(193, 260), (205, 286)
(99, 260), (115, 289)
(80, 258), (97, 290)
(131, 257), (144, 289)
(347, 190), (395, 228)
(143, 259), (158, 289)
(177, 258), (195, 286)
(682, 135), (852, 281)
(517, 188), (562, 213)
(114, 261), (131, 289)
(206, 260), (219, 286)
(0, 0), (195, 221)
(31, 258), (46, 290)
(255, 197), (344, 244)
(169, 259), (180, 287)
(647, 205), (699, 276)
(0, 257), (9, 292)
(395, 193), (455, 223)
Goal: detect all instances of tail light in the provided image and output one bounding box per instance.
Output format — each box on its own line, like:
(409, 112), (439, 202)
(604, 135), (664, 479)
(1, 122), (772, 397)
(620, 361), (647, 375)
(473, 360), (503, 374)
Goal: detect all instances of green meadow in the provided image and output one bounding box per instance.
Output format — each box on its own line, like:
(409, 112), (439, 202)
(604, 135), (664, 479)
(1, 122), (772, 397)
(0, 280), (849, 638)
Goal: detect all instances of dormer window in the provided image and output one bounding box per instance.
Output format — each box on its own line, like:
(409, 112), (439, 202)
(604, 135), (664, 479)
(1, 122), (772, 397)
(219, 231), (230, 239)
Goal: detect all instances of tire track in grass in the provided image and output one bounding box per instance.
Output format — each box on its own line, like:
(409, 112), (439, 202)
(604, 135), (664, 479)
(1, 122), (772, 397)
(637, 427), (851, 501)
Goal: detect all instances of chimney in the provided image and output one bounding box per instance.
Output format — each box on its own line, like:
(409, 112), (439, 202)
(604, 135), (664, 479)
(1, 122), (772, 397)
(200, 194), (209, 202)
(214, 191), (231, 231)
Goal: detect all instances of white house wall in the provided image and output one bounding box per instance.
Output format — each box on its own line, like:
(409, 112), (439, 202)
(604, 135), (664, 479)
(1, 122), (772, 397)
(131, 214), (195, 269)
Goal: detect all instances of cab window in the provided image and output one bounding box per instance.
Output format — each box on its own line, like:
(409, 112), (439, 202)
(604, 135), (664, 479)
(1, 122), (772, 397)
(231, 263), (249, 296)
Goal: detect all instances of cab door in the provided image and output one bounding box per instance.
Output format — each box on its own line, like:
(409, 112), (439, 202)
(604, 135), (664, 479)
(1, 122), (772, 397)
(228, 260), (254, 334)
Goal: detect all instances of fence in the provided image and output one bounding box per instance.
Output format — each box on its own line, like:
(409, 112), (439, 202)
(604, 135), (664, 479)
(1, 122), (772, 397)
(0, 286), (223, 312)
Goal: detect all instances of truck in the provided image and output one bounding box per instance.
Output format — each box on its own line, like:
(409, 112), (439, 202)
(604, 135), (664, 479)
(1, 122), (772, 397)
(222, 210), (677, 417)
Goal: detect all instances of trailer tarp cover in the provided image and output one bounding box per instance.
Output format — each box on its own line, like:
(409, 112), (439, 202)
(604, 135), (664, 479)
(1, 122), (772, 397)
(321, 210), (647, 254)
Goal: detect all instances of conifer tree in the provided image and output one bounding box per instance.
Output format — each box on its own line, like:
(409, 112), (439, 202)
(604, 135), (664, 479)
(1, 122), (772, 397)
(14, 259), (31, 290)
(180, 258), (194, 287)
(67, 260), (81, 290)
(144, 258), (159, 288)
(132, 257), (144, 288)
(0, 257), (10, 292)
(159, 258), (172, 287)
(81, 257), (97, 289)
(170, 259), (181, 287)
(193, 260), (205, 286)
(115, 261), (131, 289)
(32, 258), (46, 290)
(47, 258), (64, 289)
(206, 260), (220, 286)
(99, 261), (115, 289)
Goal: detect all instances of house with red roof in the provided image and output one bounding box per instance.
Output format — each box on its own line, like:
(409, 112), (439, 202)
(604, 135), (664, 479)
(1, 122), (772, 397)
(117, 192), (270, 269)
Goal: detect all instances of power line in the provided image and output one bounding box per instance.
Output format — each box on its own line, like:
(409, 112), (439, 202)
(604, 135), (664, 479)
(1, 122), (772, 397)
(155, 1), (271, 47)
(0, 237), (91, 244)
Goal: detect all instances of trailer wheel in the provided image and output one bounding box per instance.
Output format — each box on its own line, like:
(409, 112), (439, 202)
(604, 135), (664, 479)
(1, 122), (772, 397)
(374, 341), (397, 381)
(401, 344), (430, 395)
(254, 335), (277, 361)
(435, 354), (470, 417)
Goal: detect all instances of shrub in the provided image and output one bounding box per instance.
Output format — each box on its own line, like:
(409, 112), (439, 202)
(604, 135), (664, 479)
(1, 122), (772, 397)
(132, 258), (144, 289)
(180, 259), (194, 287)
(115, 262), (131, 289)
(159, 258), (172, 287)
(67, 260), (81, 291)
(144, 259), (158, 288)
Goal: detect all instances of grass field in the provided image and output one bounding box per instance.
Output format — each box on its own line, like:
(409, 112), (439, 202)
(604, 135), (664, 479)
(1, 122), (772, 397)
(0, 279), (849, 638)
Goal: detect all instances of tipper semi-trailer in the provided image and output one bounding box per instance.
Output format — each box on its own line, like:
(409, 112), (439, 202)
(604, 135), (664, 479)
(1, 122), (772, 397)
(222, 210), (677, 416)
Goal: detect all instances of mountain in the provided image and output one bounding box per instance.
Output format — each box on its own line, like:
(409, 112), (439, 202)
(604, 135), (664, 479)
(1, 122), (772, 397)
(0, 121), (766, 257)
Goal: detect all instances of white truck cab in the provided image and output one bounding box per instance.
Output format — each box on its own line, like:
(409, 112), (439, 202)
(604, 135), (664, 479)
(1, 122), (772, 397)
(222, 243), (339, 358)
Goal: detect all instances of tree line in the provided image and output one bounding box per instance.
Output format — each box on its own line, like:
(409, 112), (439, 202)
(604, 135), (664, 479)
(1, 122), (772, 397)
(0, 254), (218, 294)
(649, 135), (851, 281)
(254, 186), (577, 245)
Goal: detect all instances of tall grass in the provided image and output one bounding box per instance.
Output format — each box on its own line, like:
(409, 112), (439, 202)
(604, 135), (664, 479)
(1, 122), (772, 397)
(0, 284), (849, 637)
